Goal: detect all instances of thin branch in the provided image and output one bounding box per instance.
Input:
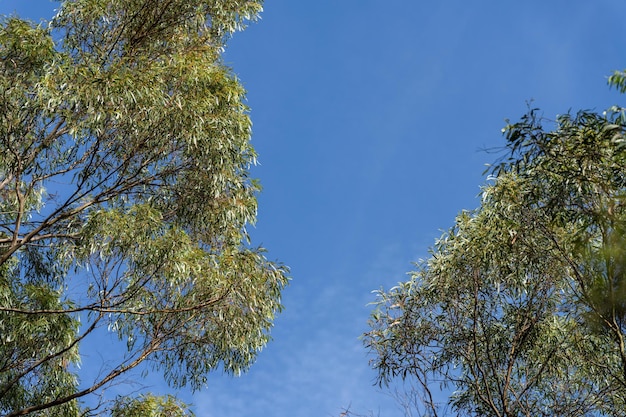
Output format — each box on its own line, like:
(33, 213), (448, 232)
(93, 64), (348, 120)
(5, 338), (162, 417)
(0, 313), (103, 400)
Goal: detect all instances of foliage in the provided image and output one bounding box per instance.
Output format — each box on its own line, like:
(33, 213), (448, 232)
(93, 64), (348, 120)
(609, 70), (626, 94)
(0, 0), (288, 415)
(365, 96), (626, 415)
(110, 394), (194, 417)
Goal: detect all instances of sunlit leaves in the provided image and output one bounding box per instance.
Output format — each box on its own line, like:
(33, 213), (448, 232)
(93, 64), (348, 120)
(0, 0), (286, 415)
(609, 70), (626, 94)
(366, 106), (626, 416)
(111, 394), (194, 417)
(0, 18), (54, 77)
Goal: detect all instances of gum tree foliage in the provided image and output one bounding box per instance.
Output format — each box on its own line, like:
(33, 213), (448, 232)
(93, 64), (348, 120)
(110, 394), (193, 417)
(365, 82), (626, 416)
(0, 0), (288, 415)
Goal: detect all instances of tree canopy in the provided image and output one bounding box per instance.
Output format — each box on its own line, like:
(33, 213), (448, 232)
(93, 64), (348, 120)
(0, 0), (288, 415)
(365, 80), (626, 416)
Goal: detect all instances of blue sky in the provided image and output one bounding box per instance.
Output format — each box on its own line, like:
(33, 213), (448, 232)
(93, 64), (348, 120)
(3, 1), (626, 416)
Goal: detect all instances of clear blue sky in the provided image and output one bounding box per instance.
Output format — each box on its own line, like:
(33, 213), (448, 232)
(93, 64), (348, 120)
(3, 1), (626, 416)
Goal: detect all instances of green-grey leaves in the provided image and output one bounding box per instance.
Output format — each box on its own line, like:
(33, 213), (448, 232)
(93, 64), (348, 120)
(0, 1), (286, 415)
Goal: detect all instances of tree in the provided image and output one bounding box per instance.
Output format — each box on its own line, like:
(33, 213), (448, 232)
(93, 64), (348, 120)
(0, 1), (288, 415)
(364, 88), (626, 415)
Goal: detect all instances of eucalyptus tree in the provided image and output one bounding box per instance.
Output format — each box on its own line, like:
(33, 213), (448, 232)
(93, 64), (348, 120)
(365, 89), (626, 415)
(0, 1), (288, 415)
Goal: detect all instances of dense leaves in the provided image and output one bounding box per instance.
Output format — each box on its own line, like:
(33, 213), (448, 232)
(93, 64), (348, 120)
(365, 100), (626, 415)
(110, 394), (194, 417)
(0, 1), (287, 415)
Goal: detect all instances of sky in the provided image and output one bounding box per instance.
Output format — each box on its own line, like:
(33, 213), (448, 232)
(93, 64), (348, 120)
(2, 1), (626, 416)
